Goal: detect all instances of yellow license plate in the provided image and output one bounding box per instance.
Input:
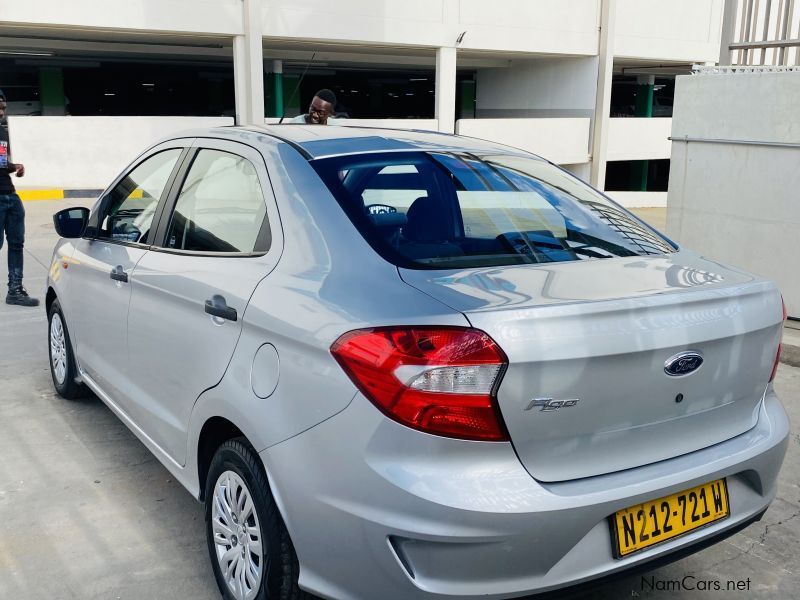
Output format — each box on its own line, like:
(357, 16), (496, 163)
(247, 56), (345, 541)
(611, 479), (730, 558)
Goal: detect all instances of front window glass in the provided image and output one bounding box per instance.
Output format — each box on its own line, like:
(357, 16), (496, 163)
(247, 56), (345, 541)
(98, 149), (182, 244)
(311, 152), (674, 269)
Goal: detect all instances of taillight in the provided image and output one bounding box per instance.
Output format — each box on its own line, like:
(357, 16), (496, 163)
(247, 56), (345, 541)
(769, 296), (787, 383)
(331, 326), (509, 441)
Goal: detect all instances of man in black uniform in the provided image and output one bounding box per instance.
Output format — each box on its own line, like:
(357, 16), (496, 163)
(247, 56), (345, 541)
(0, 89), (38, 307)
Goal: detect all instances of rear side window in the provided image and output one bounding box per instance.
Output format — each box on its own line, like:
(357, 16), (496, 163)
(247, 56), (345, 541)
(165, 149), (269, 253)
(311, 152), (674, 269)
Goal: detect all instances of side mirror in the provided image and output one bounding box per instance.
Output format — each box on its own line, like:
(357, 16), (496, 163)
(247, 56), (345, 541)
(53, 207), (90, 238)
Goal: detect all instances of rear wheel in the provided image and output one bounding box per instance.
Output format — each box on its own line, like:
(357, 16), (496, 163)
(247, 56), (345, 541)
(48, 299), (85, 399)
(205, 439), (307, 600)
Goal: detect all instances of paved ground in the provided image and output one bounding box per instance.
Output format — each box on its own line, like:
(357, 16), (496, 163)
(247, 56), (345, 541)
(1, 200), (798, 599)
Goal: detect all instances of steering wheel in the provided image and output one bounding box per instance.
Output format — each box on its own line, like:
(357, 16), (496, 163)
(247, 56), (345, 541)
(365, 204), (397, 215)
(496, 233), (534, 255)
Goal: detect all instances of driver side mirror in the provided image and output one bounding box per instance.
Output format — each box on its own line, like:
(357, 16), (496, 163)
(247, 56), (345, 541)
(53, 207), (90, 238)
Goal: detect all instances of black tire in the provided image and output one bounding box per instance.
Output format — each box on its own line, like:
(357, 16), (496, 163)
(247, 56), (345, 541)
(48, 299), (86, 400)
(205, 438), (307, 600)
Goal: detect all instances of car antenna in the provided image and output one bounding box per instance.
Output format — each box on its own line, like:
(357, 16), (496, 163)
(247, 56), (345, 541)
(278, 51), (316, 124)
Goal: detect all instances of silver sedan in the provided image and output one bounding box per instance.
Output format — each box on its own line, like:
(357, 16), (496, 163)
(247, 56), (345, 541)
(46, 125), (788, 600)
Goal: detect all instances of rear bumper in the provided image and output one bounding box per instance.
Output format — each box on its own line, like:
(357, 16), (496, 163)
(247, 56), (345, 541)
(260, 389), (789, 600)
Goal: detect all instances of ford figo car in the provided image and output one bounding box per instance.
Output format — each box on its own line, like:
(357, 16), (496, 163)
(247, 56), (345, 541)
(47, 126), (788, 600)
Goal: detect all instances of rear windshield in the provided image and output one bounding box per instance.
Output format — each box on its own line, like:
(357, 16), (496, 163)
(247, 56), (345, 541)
(311, 151), (675, 269)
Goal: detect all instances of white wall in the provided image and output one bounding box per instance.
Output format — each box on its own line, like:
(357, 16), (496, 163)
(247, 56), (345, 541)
(8, 117), (233, 189)
(607, 191), (667, 208)
(456, 118), (591, 165)
(454, 0), (599, 55)
(476, 57), (598, 118)
(1, 0), (726, 63)
(0, 0), (243, 35)
(261, 0), (599, 55)
(607, 118), (672, 161)
(615, 0), (724, 62)
(667, 70), (800, 317)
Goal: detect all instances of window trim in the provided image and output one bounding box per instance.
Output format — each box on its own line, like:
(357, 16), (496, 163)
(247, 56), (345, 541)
(149, 141), (273, 258)
(84, 144), (191, 249)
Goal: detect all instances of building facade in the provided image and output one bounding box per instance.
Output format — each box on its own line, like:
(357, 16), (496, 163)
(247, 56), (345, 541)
(1, 0), (734, 205)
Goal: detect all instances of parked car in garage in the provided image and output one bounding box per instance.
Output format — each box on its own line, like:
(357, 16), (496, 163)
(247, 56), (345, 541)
(47, 125), (788, 600)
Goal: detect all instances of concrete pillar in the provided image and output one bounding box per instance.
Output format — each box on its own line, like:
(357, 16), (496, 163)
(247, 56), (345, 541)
(233, 0), (265, 125)
(282, 74), (301, 117)
(718, 0), (738, 66)
(233, 36), (249, 125)
(435, 46), (457, 133)
(459, 79), (476, 120)
(272, 60), (283, 118)
(39, 67), (66, 116)
(590, 0), (616, 190)
(634, 74), (655, 117)
(631, 74), (654, 191)
(266, 59), (284, 118)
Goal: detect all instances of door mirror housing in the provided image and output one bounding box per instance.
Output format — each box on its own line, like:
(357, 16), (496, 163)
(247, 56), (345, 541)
(53, 207), (90, 238)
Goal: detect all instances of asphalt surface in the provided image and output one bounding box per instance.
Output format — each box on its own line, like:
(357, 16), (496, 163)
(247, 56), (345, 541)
(1, 200), (798, 599)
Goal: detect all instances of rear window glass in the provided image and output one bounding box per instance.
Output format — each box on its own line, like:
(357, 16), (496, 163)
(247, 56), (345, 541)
(311, 152), (675, 269)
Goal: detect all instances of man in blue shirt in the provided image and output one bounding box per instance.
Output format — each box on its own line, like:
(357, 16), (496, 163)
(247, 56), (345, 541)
(0, 89), (38, 307)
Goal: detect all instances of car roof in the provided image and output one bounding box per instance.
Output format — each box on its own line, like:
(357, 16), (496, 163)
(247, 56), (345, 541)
(222, 124), (542, 161)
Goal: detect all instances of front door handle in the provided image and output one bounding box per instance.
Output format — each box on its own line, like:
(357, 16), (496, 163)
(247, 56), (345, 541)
(205, 294), (237, 322)
(110, 265), (129, 283)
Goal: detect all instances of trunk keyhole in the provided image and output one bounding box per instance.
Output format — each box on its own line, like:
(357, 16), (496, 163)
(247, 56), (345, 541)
(675, 393), (684, 403)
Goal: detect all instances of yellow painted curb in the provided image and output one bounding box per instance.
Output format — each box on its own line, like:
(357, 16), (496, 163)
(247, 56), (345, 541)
(17, 189), (65, 201)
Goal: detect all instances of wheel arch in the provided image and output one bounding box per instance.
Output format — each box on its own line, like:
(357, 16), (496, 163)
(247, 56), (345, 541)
(45, 286), (58, 314)
(196, 416), (247, 502)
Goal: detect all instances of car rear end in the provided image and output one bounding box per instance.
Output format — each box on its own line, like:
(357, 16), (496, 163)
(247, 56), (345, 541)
(260, 136), (789, 599)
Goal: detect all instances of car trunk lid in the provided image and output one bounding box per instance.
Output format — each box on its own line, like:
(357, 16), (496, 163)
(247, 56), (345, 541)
(400, 252), (783, 481)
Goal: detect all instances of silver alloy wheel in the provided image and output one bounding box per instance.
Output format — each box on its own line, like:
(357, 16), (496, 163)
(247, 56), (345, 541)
(50, 313), (68, 385)
(212, 470), (264, 600)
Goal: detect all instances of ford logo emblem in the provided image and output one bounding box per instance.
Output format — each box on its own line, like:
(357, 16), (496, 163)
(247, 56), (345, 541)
(664, 351), (704, 376)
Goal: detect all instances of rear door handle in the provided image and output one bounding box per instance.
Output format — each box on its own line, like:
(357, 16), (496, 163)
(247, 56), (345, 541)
(205, 294), (237, 322)
(110, 265), (129, 283)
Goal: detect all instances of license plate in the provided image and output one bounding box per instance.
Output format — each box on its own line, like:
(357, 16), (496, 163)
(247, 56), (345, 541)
(610, 479), (730, 558)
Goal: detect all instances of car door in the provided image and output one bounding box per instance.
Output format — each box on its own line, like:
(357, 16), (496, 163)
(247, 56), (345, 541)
(125, 138), (283, 465)
(69, 143), (188, 402)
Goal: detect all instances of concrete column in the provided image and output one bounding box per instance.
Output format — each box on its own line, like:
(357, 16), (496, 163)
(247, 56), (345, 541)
(590, 0), (616, 190)
(272, 60), (283, 118)
(631, 74), (654, 191)
(634, 74), (655, 117)
(233, 36), (249, 125)
(266, 59), (284, 118)
(39, 67), (66, 116)
(233, 0), (265, 125)
(435, 46), (457, 133)
(718, 0), (738, 66)
(459, 79), (476, 119)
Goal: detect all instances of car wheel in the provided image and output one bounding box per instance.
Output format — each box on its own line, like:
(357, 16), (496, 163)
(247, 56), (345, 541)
(48, 299), (85, 399)
(206, 438), (307, 600)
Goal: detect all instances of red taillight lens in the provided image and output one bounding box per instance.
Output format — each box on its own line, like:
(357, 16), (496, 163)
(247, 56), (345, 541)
(331, 326), (509, 441)
(769, 296), (787, 383)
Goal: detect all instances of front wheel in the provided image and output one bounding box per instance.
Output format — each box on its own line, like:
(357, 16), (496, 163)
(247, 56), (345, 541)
(48, 299), (85, 399)
(205, 439), (307, 600)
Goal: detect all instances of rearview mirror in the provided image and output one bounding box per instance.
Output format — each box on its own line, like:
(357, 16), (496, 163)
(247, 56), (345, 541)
(53, 207), (90, 238)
